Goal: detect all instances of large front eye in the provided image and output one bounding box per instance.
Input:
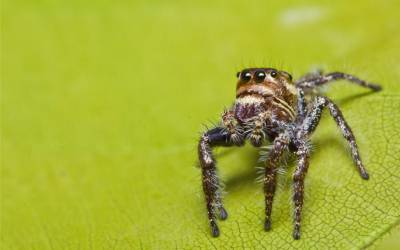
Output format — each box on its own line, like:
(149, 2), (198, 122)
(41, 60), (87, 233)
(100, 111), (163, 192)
(241, 70), (251, 82)
(255, 71), (266, 83)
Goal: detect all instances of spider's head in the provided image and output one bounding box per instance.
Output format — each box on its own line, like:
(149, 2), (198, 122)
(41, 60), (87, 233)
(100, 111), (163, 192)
(235, 68), (296, 99)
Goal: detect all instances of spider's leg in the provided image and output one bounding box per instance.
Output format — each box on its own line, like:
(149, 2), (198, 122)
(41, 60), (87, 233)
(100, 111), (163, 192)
(292, 144), (311, 240)
(296, 88), (307, 123)
(296, 71), (381, 91)
(264, 133), (289, 231)
(301, 96), (369, 179)
(198, 127), (239, 237)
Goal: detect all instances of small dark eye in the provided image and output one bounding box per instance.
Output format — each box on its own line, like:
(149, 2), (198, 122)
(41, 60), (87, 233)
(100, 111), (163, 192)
(280, 71), (293, 81)
(255, 71), (266, 82)
(236, 72), (240, 78)
(270, 70), (278, 78)
(241, 70), (252, 82)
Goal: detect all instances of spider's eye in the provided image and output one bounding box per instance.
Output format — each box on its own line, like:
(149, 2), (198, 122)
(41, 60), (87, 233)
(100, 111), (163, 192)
(281, 71), (293, 81)
(241, 71), (252, 82)
(236, 72), (240, 78)
(270, 70), (278, 78)
(255, 71), (266, 83)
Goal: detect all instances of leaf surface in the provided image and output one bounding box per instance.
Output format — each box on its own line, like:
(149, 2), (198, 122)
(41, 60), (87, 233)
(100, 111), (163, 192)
(2, 1), (400, 249)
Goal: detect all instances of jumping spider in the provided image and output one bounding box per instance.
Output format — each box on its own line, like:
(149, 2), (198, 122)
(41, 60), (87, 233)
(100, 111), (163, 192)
(197, 68), (381, 240)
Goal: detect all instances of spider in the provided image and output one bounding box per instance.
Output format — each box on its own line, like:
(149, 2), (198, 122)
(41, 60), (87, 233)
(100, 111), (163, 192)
(197, 68), (381, 240)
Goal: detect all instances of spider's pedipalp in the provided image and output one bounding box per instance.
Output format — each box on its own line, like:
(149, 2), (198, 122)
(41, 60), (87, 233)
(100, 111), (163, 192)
(222, 109), (244, 146)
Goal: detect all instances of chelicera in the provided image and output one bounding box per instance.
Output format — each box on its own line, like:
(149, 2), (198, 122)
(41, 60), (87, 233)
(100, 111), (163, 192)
(197, 68), (381, 239)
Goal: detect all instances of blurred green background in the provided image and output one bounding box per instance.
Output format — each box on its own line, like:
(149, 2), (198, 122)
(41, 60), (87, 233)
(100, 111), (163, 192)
(2, 0), (400, 249)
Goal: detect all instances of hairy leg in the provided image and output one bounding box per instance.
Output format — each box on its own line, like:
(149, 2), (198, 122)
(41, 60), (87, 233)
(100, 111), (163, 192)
(292, 144), (311, 240)
(264, 133), (289, 231)
(296, 71), (381, 91)
(198, 127), (238, 237)
(300, 96), (369, 179)
(296, 88), (307, 123)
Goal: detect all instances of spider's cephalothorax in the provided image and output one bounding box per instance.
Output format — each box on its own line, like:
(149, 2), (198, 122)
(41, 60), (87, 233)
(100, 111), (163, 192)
(197, 68), (381, 239)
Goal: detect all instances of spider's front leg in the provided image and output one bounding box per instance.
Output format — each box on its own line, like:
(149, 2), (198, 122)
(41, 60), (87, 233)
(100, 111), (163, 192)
(264, 133), (289, 231)
(198, 127), (241, 237)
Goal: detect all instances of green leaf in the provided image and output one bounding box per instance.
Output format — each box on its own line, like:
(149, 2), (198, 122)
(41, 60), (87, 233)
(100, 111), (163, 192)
(2, 1), (400, 249)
